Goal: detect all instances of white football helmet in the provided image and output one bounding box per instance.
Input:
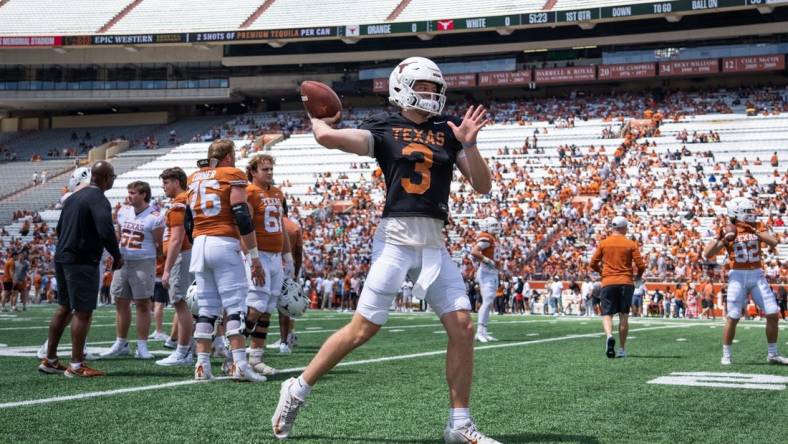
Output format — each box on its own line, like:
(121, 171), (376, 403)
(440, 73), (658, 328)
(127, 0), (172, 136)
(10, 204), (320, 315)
(480, 217), (501, 235)
(388, 57), (447, 116)
(726, 197), (756, 224)
(278, 278), (308, 318)
(68, 167), (91, 192)
(185, 281), (199, 317)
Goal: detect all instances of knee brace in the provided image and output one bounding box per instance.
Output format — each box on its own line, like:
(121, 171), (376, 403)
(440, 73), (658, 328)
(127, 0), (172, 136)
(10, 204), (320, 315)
(194, 315), (217, 340)
(250, 319), (270, 340)
(225, 312), (246, 338)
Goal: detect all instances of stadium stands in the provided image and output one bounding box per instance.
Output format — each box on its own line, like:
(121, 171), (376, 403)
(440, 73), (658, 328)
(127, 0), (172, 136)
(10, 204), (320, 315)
(109, 0), (263, 34)
(4, 89), (787, 302)
(0, 0), (124, 35)
(0, 116), (230, 161)
(248, 0), (399, 30)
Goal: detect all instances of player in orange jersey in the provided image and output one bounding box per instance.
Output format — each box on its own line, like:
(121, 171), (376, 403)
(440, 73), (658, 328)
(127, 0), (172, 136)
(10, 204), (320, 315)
(471, 217), (501, 343)
(703, 197), (787, 365)
(244, 153), (293, 375)
(155, 167), (195, 367)
(187, 139), (266, 382)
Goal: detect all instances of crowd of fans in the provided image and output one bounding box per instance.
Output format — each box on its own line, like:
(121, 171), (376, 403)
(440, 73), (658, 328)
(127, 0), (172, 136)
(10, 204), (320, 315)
(0, 86), (786, 314)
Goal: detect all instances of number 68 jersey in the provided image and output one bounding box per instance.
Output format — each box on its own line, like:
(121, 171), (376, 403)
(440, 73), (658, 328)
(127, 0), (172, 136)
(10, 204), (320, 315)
(187, 166), (247, 239)
(724, 223), (763, 270)
(360, 112), (463, 222)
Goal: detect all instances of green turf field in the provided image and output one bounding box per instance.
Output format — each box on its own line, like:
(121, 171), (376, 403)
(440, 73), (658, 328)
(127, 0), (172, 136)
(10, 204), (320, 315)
(1, 306), (787, 443)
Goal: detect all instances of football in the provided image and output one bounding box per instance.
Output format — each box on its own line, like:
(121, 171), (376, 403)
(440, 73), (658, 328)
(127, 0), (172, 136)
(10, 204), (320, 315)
(300, 80), (342, 120)
(724, 224), (737, 242)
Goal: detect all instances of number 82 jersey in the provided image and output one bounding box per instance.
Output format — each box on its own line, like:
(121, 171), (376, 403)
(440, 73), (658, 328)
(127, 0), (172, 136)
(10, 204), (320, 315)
(187, 166), (247, 239)
(724, 223), (763, 270)
(361, 112), (463, 222)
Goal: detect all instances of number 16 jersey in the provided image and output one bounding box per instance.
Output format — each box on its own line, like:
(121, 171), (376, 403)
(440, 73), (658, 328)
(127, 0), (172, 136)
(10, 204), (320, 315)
(360, 112), (463, 222)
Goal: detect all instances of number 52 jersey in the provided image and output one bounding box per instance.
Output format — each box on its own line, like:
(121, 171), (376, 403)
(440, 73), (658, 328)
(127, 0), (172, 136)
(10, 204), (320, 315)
(360, 112), (463, 222)
(117, 205), (164, 260)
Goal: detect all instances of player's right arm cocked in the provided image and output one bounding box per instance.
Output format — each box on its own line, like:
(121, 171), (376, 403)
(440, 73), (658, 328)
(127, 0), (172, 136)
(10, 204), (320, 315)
(311, 117), (373, 156)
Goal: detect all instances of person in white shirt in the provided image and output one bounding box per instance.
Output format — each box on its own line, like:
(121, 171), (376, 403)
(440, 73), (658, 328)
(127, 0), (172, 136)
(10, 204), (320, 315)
(101, 181), (164, 360)
(549, 276), (563, 316)
(581, 277), (594, 317)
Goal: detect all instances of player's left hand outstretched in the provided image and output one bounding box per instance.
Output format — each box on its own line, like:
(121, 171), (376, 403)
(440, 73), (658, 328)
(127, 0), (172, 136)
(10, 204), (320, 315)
(448, 105), (492, 147)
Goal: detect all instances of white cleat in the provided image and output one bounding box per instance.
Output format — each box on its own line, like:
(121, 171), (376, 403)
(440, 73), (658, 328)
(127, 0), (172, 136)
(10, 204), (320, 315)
(443, 419), (502, 444)
(767, 354), (788, 365)
(231, 363), (267, 383)
(39, 340), (97, 360)
(36, 341), (48, 359)
(163, 338), (177, 349)
(99, 341), (130, 359)
(134, 348), (155, 360)
(148, 331), (169, 341)
(721, 355), (732, 366)
(194, 362), (214, 381)
(483, 334), (498, 342)
(616, 349), (627, 358)
(279, 343), (292, 354)
(267, 339), (282, 350)
(272, 378), (305, 440)
(475, 333), (488, 343)
(155, 351), (193, 367)
(252, 361), (278, 376)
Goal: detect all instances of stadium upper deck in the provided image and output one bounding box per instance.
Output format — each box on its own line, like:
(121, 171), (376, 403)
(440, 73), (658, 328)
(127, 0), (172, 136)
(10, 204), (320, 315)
(0, 0), (783, 39)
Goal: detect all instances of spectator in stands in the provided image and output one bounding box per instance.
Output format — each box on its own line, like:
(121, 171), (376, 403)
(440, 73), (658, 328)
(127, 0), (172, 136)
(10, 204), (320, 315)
(40, 161), (122, 377)
(590, 216), (645, 359)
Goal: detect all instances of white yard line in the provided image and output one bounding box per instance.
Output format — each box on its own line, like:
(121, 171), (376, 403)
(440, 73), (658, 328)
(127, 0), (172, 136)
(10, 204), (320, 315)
(0, 324), (692, 410)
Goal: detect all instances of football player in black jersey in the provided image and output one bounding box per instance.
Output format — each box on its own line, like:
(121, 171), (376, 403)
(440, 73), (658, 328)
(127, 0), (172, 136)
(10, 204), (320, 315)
(273, 57), (499, 444)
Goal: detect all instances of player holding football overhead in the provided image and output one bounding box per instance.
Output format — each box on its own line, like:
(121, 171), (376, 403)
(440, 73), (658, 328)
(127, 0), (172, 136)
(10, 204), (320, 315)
(472, 217), (501, 343)
(272, 57), (501, 444)
(244, 153), (293, 376)
(187, 139), (266, 382)
(703, 197), (788, 366)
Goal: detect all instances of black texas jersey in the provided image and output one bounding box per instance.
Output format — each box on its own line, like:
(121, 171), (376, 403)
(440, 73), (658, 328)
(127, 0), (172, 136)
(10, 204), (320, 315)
(360, 112), (463, 221)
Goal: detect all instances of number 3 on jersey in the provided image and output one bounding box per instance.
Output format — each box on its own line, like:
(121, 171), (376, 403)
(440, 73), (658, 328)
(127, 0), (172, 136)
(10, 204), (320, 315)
(401, 143), (433, 195)
(189, 179), (221, 217)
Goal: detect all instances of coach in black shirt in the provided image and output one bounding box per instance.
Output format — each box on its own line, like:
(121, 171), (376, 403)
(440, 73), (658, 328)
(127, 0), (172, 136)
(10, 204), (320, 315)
(40, 161), (123, 377)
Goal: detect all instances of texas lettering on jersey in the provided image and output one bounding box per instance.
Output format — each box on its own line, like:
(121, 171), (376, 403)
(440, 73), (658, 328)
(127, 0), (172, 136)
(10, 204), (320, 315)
(361, 112), (463, 221)
(248, 183), (285, 253)
(117, 205), (162, 260)
(187, 166), (247, 239)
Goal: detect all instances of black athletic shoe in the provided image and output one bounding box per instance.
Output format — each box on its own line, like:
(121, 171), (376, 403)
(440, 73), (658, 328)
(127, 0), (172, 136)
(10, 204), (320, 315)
(605, 336), (616, 359)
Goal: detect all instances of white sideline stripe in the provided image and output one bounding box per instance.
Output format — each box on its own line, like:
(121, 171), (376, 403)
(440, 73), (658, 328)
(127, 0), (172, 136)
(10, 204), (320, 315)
(0, 324), (690, 410)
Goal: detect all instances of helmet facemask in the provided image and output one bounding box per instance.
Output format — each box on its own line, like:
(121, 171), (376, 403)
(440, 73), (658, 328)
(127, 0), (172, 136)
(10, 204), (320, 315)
(389, 57), (447, 117)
